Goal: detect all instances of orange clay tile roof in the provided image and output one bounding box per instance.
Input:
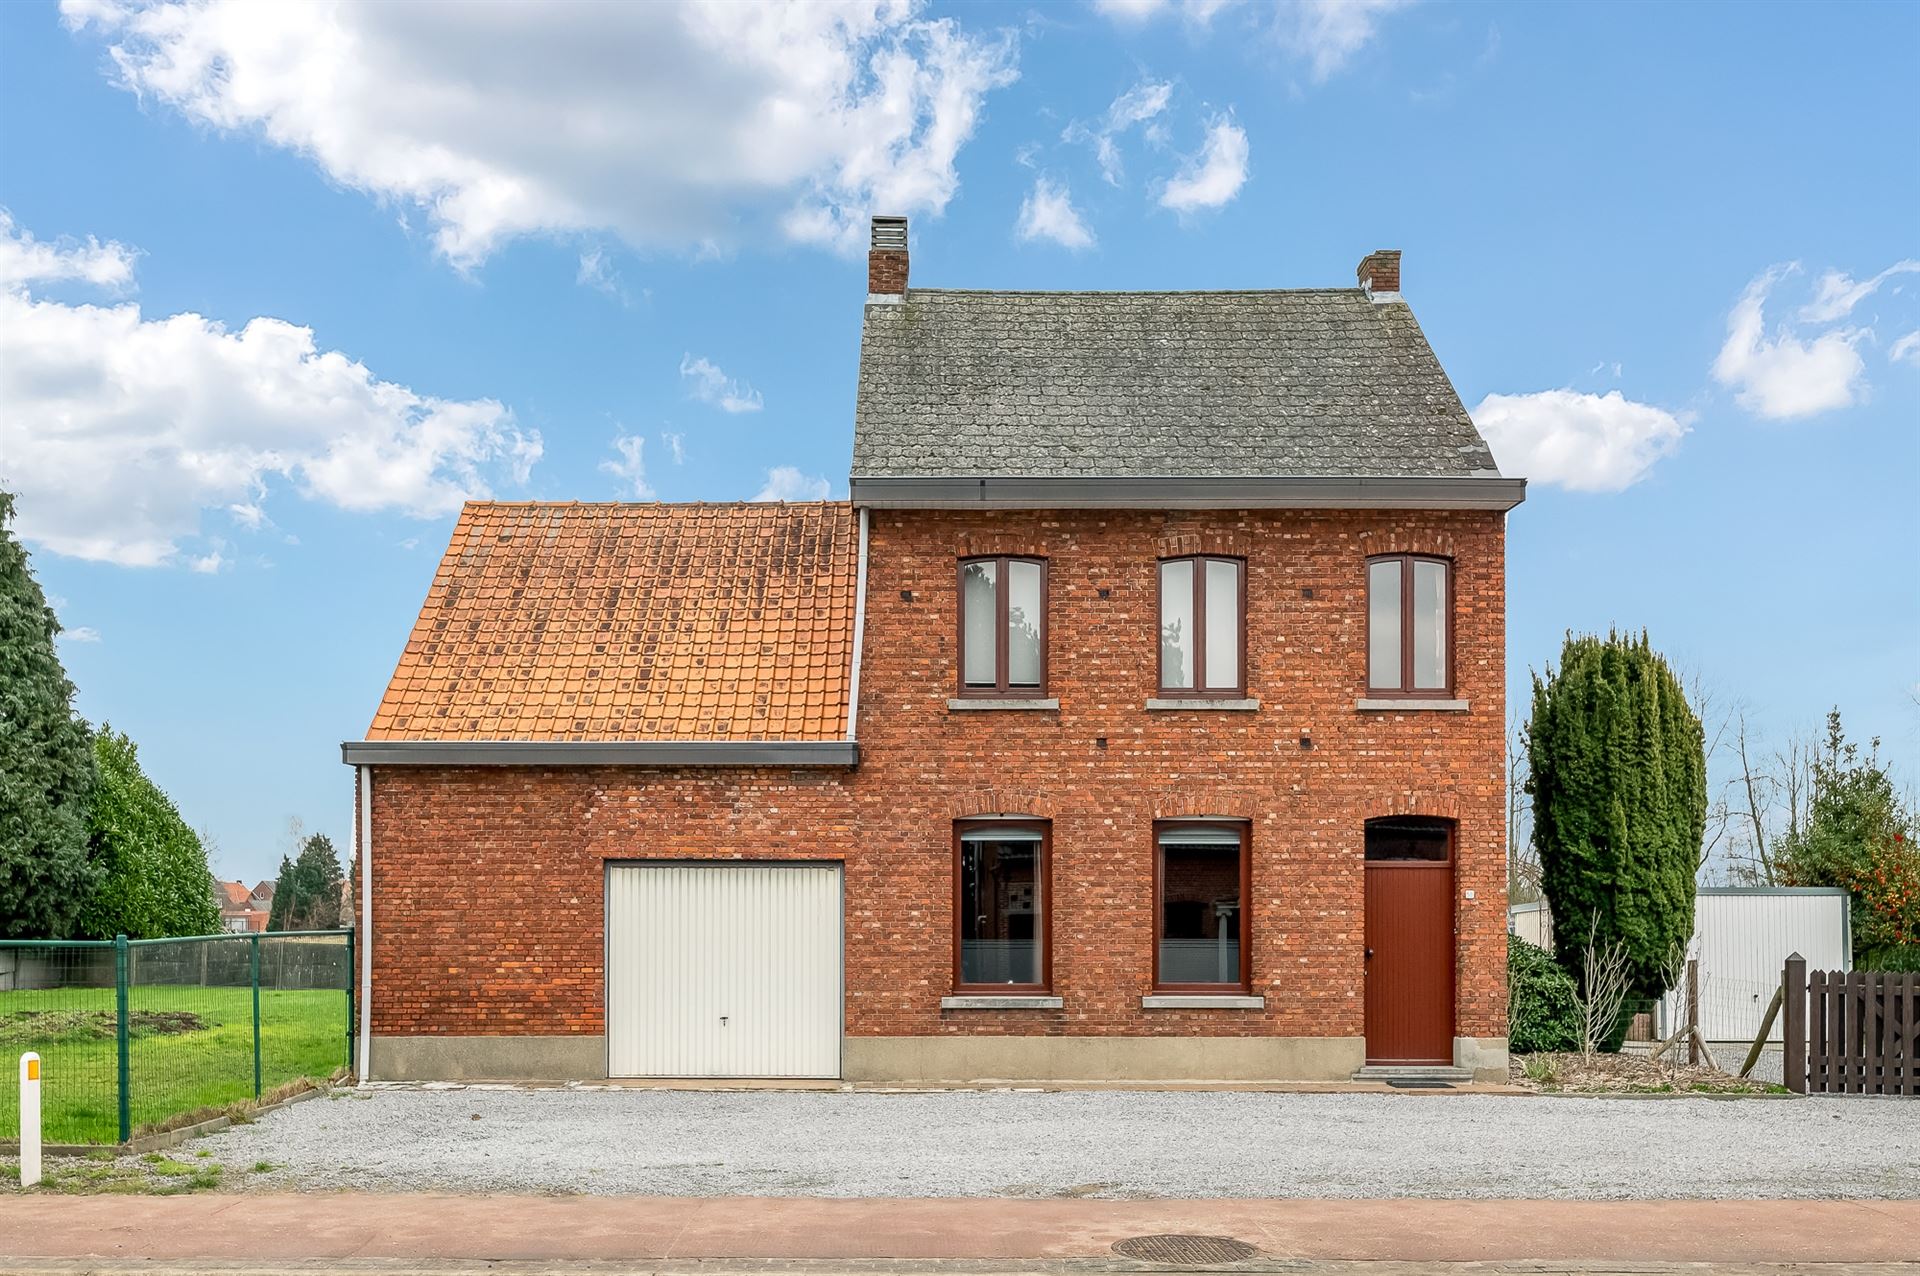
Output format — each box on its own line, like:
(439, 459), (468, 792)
(365, 501), (858, 743)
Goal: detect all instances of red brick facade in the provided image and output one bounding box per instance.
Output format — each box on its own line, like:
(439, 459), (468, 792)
(363, 507), (1507, 1057)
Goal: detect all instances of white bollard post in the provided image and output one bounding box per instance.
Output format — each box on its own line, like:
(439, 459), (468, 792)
(19, 1052), (41, 1188)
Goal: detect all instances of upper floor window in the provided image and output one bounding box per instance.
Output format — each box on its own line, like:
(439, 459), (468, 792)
(959, 557), (1046, 695)
(955, 821), (1050, 990)
(1159, 556), (1244, 696)
(1367, 555), (1451, 695)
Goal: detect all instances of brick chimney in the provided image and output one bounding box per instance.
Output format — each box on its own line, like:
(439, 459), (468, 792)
(868, 215), (908, 296)
(1356, 249), (1401, 295)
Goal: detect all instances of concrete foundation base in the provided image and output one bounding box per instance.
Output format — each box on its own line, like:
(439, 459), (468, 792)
(371, 1033), (1427, 1084)
(842, 1035), (1367, 1083)
(370, 1035), (606, 1081)
(1454, 1035), (1510, 1083)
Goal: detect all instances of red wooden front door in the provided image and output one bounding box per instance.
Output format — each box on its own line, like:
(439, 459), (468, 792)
(1363, 856), (1455, 1065)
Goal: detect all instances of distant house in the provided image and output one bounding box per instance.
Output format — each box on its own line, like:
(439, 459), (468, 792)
(214, 879), (271, 933)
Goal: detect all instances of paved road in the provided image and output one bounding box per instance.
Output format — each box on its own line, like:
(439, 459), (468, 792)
(190, 1084), (1920, 1199)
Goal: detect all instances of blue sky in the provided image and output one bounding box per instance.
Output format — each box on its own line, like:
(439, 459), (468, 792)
(2, 0), (1915, 887)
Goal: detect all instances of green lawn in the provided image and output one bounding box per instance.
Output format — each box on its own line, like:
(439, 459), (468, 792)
(0, 986), (348, 1144)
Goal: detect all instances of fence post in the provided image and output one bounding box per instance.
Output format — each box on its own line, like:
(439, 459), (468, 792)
(1783, 952), (1806, 1094)
(1686, 959), (1700, 1066)
(250, 933), (263, 1099)
(345, 927), (357, 1075)
(114, 934), (131, 1143)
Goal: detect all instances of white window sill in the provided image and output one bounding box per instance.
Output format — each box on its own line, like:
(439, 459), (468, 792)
(1141, 994), (1266, 1010)
(1355, 698), (1470, 712)
(940, 995), (1064, 1010)
(947, 697), (1060, 711)
(1145, 697), (1260, 711)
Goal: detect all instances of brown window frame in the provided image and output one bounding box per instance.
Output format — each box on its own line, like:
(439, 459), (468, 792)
(1365, 554), (1454, 697)
(1363, 815), (1456, 865)
(952, 819), (1053, 994)
(956, 556), (1049, 697)
(1156, 555), (1247, 698)
(1151, 820), (1253, 994)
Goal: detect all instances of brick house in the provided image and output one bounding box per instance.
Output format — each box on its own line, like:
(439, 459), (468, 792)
(344, 218), (1524, 1084)
(215, 879), (272, 933)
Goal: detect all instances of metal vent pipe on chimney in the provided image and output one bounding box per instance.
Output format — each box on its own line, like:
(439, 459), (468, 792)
(869, 216), (908, 296)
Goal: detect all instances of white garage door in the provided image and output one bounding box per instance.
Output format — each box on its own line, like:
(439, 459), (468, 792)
(606, 862), (843, 1078)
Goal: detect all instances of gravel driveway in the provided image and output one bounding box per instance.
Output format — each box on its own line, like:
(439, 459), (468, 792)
(197, 1085), (1920, 1200)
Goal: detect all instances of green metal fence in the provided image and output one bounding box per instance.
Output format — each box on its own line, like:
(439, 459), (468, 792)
(1, 930), (353, 1145)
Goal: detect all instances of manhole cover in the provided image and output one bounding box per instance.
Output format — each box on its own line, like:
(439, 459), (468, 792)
(1111, 1234), (1260, 1265)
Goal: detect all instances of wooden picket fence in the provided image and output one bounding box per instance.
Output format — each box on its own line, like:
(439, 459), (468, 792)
(1782, 954), (1917, 1095)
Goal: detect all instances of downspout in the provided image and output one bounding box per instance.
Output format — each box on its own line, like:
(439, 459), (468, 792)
(357, 764), (373, 1082)
(847, 507), (869, 744)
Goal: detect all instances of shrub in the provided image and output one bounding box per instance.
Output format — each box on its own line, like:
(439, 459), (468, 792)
(1508, 936), (1581, 1053)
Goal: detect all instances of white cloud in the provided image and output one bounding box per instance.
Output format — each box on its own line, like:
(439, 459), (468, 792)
(1891, 331), (1920, 366)
(679, 354), (763, 413)
(0, 209), (138, 291)
(1064, 79), (1173, 186)
(752, 466), (832, 502)
(1471, 389), (1688, 493)
(0, 217), (538, 568)
(1089, 0), (1234, 27)
(58, 625), (101, 644)
(599, 433), (655, 500)
(1016, 178), (1095, 250)
(1282, 0), (1414, 82)
(1799, 259), (1920, 324)
(1108, 79), (1174, 129)
(188, 548), (226, 574)
(1158, 119), (1249, 213)
(661, 431), (686, 464)
(1091, 0), (1405, 82)
(575, 248), (625, 301)
(1712, 265), (1867, 420)
(62, 0), (1018, 268)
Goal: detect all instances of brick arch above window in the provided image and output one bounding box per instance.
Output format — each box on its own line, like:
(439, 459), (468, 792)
(1364, 793), (1464, 823)
(1357, 529), (1458, 561)
(949, 789), (1054, 821)
(1156, 529), (1253, 560)
(955, 531), (1051, 559)
(1153, 794), (1252, 822)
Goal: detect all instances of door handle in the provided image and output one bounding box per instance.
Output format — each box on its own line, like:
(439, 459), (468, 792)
(1364, 948), (1374, 961)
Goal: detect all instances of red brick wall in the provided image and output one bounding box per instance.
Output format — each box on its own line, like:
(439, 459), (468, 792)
(365, 508), (1508, 1046)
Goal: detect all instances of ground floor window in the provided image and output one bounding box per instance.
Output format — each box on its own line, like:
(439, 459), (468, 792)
(1154, 823), (1250, 991)
(954, 821), (1049, 990)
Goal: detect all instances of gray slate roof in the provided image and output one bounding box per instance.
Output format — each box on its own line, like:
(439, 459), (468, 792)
(851, 289), (1501, 479)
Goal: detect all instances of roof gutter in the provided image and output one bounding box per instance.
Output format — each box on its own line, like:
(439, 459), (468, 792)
(340, 740), (860, 767)
(848, 475), (1525, 511)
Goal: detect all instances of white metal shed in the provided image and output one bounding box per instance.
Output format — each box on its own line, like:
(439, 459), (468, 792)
(1659, 887), (1852, 1043)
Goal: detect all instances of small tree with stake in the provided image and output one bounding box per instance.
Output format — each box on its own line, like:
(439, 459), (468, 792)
(1528, 630), (1707, 1047)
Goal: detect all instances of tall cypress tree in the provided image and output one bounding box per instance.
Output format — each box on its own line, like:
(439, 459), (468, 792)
(1527, 630), (1706, 999)
(0, 492), (99, 937)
